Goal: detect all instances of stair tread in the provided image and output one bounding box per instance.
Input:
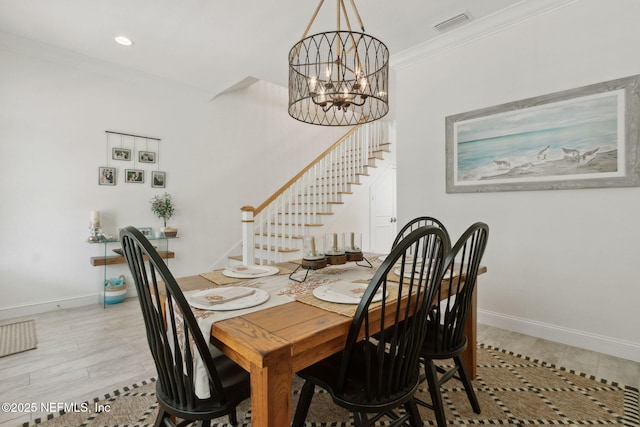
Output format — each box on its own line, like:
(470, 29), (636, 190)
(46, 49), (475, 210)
(278, 212), (334, 215)
(255, 245), (300, 253)
(294, 201), (344, 205)
(256, 233), (304, 239)
(310, 182), (359, 186)
(270, 222), (325, 226)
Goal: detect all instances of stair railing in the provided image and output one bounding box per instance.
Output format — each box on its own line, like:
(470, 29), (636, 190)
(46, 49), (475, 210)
(241, 121), (386, 265)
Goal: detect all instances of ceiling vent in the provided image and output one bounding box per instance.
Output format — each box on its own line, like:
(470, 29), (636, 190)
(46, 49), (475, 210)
(434, 12), (472, 32)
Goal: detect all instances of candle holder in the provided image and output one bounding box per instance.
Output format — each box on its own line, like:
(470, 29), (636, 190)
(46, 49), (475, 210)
(289, 231), (371, 282)
(324, 233), (346, 265)
(290, 235), (328, 282)
(344, 232), (363, 262)
(88, 210), (103, 242)
(88, 225), (104, 242)
(344, 232), (372, 267)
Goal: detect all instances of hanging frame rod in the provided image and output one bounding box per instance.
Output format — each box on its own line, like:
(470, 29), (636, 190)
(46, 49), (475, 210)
(105, 130), (161, 141)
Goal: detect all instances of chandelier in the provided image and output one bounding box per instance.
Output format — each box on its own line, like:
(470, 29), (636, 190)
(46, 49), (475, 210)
(288, 0), (389, 126)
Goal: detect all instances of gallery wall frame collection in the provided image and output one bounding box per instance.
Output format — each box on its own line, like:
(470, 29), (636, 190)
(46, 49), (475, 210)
(445, 74), (640, 193)
(99, 130), (167, 188)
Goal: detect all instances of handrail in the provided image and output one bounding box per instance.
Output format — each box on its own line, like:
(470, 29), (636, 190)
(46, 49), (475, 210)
(253, 124), (364, 216)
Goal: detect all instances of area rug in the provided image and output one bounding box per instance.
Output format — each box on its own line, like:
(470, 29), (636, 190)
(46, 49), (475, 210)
(24, 345), (639, 426)
(0, 319), (37, 358)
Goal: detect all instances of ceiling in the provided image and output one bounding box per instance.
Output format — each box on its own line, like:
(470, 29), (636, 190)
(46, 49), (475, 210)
(0, 0), (518, 96)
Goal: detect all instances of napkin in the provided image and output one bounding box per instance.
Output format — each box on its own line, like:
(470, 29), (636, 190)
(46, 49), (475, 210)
(191, 287), (255, 305)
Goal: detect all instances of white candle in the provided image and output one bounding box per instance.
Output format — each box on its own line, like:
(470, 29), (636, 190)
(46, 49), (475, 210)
(90, 210), (101, 228)
(333, 233), (338, 251)
(310, 236), (316, 257)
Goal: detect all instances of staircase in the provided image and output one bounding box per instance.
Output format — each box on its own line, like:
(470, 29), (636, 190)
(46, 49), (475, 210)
(239, 121), (391, 265)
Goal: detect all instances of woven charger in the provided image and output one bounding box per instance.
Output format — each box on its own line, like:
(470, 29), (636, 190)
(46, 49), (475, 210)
(200, 264), (296, 286)
(295, 282), (399, 317)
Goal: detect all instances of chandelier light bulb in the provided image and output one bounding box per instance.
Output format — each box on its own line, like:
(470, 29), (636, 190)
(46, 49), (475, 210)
(309, 76), (318, 93)
(114, 35), (133, 46)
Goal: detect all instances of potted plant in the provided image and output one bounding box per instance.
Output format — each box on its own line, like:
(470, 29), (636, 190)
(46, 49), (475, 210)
(150, 192), (177, 237)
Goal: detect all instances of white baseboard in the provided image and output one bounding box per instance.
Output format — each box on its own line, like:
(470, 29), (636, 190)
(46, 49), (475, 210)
(478, 309), (640, 362)
(0, 294), (100, 321)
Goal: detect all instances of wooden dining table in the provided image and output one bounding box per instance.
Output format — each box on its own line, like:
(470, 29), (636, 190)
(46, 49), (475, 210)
(175, 258), (486, 427)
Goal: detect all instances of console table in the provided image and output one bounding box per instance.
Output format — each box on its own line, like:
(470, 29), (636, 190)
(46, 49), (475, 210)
(89, 236), (176, 307)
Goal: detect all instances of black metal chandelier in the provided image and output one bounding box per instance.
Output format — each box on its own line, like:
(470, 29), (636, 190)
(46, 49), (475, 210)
(288, 0), (389, 126)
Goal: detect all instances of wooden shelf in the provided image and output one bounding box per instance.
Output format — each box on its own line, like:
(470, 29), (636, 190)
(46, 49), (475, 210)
(90, 251), (175, 266)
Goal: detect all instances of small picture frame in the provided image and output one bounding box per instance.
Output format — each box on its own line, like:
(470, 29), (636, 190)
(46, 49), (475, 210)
(138, 151), (156, 163)
(98, 167), (116, 186)
(152, 171), (166, 188)
(125, 169), (144, 183)
(137, 227), (152, 237)
(112, 148), (131, 161)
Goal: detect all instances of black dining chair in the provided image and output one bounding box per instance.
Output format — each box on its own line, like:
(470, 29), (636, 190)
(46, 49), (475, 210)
(392, 216), (449, 249)
(120, 226), (250, 427)
(417, 222), (489, 427)
(292, 226), (451, 427)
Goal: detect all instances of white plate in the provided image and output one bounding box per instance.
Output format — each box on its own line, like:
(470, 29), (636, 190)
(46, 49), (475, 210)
(222, 265), (279, 279)
(377, 254), (420, 266)
(313, 283), (385, 305)
(188, 287), (270, 311)
(393, 267), (457, 279)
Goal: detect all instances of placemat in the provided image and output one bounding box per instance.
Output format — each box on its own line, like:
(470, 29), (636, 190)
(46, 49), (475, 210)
(295, 283), (400, 317)
(200, 264), (297, 285)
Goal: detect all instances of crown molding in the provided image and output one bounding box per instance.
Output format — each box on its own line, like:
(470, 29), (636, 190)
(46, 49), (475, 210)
(390, 0), (578, 70)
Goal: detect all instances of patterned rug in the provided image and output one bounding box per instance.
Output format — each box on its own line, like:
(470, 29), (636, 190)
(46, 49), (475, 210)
(24, 345), (639, 426)
(0, 320), (37, 358)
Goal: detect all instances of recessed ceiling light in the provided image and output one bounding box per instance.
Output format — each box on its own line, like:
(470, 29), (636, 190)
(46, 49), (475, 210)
(115, 36), (133, 46)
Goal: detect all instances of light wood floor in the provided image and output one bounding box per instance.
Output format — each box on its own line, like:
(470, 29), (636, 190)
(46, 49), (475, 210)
(1, 298), (638, 426)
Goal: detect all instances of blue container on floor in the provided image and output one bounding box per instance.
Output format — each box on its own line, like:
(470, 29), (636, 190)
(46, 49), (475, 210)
(105, 275), (127, 304)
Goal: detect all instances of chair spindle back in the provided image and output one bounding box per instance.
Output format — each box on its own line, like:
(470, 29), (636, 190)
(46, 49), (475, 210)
(339, 226), (451, 401)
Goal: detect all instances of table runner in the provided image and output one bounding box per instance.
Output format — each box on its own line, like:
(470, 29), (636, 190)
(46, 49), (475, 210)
(182, 257), (386, 398)
(181, 274), (296, 398)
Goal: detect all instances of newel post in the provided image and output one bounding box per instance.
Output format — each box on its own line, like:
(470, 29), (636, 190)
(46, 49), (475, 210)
(241, 206), (255, 266)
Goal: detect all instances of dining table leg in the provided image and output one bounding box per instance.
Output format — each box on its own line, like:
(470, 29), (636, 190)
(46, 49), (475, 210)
(249, 348), (293, 427)
(462, 286), (478, 379)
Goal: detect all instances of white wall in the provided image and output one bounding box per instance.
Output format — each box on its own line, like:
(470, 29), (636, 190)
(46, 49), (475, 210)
(0, 35), (344, 318)
(394, 0), (640, 361)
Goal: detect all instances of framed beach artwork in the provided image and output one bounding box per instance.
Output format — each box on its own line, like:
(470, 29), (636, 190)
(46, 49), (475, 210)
(446, 74), (640, 193)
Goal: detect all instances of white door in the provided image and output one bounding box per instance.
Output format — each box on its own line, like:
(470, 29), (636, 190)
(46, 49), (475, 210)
(370, 165), (397, 253)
